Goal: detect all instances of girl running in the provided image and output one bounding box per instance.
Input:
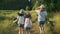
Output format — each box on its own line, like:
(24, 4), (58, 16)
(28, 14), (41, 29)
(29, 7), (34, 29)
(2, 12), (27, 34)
(35, 4), (49, 34)
(24, 12), (32, 34)
(13, 9), (25, 34)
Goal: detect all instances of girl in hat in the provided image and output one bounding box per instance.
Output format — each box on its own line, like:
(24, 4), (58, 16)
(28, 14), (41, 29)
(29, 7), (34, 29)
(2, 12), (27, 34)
(35, 4), (49, 34)
(13, 9), (25, 34)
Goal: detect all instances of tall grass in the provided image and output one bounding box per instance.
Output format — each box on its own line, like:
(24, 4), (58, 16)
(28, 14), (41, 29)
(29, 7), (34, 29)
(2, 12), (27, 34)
(0, 10), (60, 34)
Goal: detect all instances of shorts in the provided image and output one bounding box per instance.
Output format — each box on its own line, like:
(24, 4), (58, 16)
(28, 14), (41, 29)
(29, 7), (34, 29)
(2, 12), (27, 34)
(39, 21), (45, 26)
(25, 27), (31, 32)
(18, 24), (24, 28)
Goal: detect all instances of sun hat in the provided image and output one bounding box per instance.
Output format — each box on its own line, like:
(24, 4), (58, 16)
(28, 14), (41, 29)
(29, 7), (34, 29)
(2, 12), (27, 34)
(19, 9), (24, 14)
(38, 4), (46, 8)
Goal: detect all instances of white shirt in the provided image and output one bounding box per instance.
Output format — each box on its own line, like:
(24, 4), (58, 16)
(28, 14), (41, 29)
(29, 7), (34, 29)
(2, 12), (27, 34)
(17, 16), (24, 24)
(24, 18), (31, 28)
(35, 10), (47, 22)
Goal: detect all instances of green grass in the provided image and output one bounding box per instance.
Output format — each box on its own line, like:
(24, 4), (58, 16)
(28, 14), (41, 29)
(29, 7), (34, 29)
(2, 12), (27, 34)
(0, 10), (60, 34)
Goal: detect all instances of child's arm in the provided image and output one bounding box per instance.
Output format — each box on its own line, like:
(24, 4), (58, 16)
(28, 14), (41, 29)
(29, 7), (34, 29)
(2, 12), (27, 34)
(35, 8), (40, 13)
(13, 19), (18, 23)
(45, 16), (49, 21)
(44, 11), (49, 21)
(35, 10), (39, 13)
(13, 16), (19, 23)
(30, 19), (32, 26)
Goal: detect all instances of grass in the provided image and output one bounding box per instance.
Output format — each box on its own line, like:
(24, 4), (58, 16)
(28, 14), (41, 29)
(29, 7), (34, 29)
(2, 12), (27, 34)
(0, 10), (60, 34)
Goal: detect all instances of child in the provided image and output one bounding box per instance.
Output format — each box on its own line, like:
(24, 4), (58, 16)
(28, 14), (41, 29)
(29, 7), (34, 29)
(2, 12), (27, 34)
(35, 4), (49, 34)
(13, 9), (25, 34)
(24, 12), (32, 34)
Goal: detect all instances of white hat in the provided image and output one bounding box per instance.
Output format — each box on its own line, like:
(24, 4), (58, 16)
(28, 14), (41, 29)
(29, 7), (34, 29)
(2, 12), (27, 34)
(19, 9), (24, 14)
(39, 4), (45, 8)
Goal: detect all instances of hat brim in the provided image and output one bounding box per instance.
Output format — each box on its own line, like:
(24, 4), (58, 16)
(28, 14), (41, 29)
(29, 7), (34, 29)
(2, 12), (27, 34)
(38, 7), (45, 8)
(19, 12), (24, 14)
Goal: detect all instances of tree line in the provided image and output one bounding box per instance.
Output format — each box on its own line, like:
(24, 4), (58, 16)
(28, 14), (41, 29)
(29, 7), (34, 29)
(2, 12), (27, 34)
(0, 0), (60, 12)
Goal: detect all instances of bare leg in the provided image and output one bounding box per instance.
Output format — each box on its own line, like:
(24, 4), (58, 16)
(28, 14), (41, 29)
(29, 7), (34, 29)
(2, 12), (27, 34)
(28, 31), (30, 34)
(26, 31), (30, 34)
(26, 32), (28, 34)
(39, 26), (42, 34)
(19, 27), (24, 34)
(19, 28), (20, 34)
(19, 29), (20, 34)
(41, 26), (44, 34)
(21, 27), (24, 34)
(39, 25), (44, 34)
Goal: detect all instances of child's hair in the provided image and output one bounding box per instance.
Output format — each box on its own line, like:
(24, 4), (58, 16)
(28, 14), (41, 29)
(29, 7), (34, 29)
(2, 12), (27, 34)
(25, 12), (31, 18)
(18, 12), (24, 16)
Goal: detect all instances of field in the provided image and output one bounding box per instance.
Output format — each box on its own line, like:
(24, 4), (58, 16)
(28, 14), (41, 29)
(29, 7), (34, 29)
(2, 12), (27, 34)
(0, 10), (60, 34)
